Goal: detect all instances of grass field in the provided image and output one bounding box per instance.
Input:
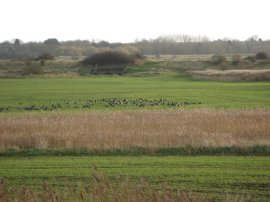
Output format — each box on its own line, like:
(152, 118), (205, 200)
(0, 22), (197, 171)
(1, 156), (270, 201)
(0, 75), (270, 112)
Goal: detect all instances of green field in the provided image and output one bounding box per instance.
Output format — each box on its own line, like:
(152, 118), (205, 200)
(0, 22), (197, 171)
(1, 156), (270, 201)
(0, 75), (270, 112)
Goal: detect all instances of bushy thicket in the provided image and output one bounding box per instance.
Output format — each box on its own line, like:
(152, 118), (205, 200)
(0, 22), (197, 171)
(244, 55), (256, 62)
(81, 51), (132, 66)
(35, 53), (54, 61)
(210, 55), (226, 65)
(81, 49), (143, 66)
(255, 52), (269, 60)
(23, 60), (42, 75)
(231, 55), (241, 66)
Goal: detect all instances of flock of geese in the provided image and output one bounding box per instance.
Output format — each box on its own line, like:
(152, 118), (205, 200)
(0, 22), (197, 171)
(0, 98), (201, 112)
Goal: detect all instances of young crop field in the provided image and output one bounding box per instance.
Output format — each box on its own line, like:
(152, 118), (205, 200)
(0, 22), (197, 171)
(0, 156), (270, 201)
(1, 156), (270, 201)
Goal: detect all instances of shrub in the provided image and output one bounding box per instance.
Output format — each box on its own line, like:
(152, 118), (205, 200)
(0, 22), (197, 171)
(255, 52), (269, 60)
(210, 55), (226, 65)
(35, 53), (54, 61)
(80, 49), (143, 75)
(231, 55), (241, 66)
(23, 60), (42, 75)
(40, 59), (45, 67)
(244, 55), (256, 62)
(81, 50), (135, 66)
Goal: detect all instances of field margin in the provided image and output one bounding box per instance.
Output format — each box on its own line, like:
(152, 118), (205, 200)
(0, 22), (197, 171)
(1, 145), (270, 157)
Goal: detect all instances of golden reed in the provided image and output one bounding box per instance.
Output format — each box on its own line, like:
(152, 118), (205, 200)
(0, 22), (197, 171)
(0, 109), (269, 150)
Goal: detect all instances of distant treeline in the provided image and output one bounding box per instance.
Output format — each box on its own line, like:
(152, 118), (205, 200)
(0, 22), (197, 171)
(1, 35), (270, 59)
(135, 35), (270, 55)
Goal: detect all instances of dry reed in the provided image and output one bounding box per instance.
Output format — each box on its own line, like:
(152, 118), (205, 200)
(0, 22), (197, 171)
(189, 69), (270, 81)
(0, 109), (269, 150)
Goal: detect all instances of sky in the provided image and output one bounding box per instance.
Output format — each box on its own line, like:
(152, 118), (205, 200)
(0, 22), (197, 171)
(0, 0), (269, 43)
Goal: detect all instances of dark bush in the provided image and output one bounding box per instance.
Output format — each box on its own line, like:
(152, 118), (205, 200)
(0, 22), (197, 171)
(81, 50), (136, 66)
(40, 59), (45, 67)
(210, 55), (226, 65)
(255, 52), (269, 60)
(35, 53), (54, 61)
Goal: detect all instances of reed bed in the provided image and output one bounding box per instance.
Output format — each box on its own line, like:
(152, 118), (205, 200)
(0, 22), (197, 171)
(0, 109), (269, 150)
(189, 69), (270, 81)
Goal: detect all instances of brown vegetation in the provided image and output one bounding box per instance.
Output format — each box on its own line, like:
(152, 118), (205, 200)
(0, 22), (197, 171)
(35, 53), (54, 61)
(0, 59), (79, 77)
(244, 55), (256, 62)
(23, 59), (43, 75)
(231, 55), (242, 66)
(188, 69), (270, 81)
(0, 109), (269, 150)
(146, 54), (212, 62)
(210, 55), (226, 66)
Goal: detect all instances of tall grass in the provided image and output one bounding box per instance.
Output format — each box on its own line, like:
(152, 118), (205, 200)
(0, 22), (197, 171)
(189, 69), (270, 81)
(0, 109), (269, 150)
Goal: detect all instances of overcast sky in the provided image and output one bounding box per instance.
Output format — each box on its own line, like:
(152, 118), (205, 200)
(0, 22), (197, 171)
(1, 0), (269, 43)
